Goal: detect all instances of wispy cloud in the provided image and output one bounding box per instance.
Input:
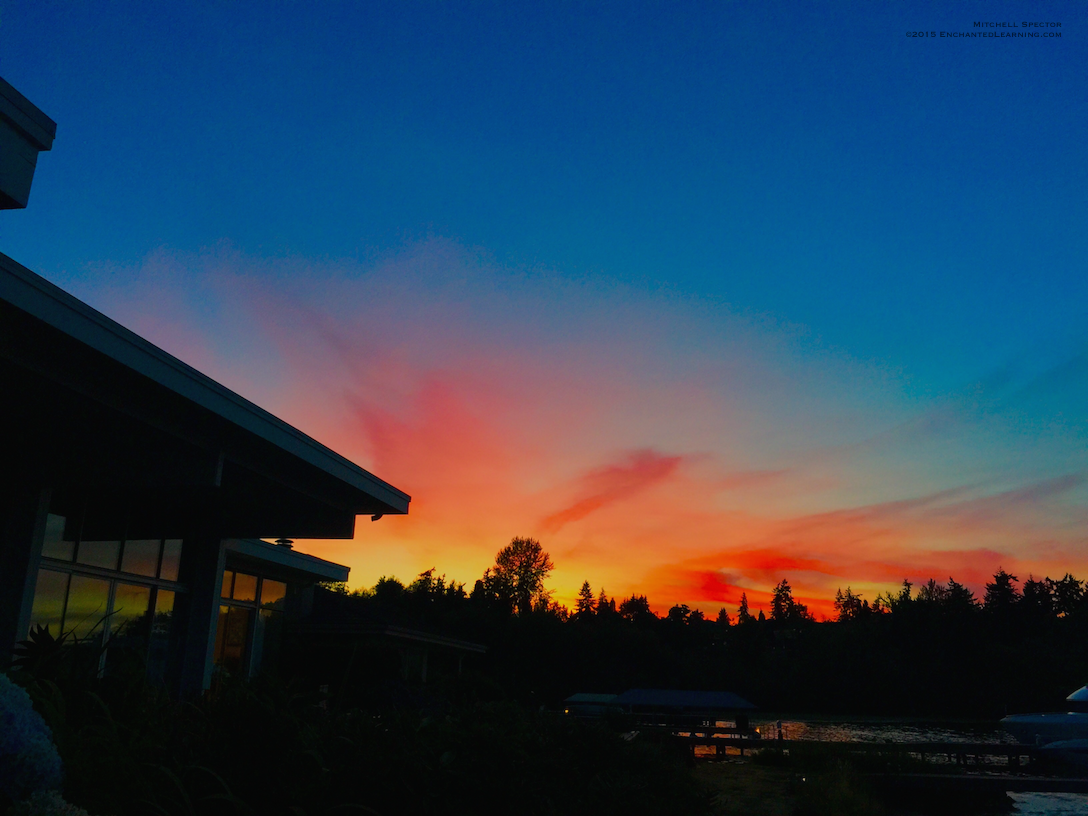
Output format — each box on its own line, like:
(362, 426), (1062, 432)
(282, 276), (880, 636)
(79, 241), (1088, 612)
(539, 449), (684, 534)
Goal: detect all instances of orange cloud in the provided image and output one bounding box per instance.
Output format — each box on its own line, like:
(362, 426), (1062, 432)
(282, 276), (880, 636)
(538, 449), (684, 534)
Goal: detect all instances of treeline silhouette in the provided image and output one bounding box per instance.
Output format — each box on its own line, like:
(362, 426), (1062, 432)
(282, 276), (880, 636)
(308, 540), (1088, 720)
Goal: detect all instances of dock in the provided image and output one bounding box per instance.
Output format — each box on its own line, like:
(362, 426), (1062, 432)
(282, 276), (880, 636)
(664, 731), (1088, 796)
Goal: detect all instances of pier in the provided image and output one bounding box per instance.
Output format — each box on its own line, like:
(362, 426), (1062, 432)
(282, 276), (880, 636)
(666, 731), (1088, 796)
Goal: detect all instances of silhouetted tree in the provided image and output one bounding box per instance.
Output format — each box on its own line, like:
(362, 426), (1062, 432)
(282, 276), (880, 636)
(834, 587), (869, 622)
(575, 581), (596, 618)
(618, 595), (655, 625)
(667, 604), (691, 625)
(1047, 574), (1085, 617)
(916, 578), (947, 606)
(984, 569), (1020, 611)
(877, 579), (912, 613)
(492, 537), (555, 616)
(737, 593), (753, 624)
(373, 576), (405, 604)
(771, 579), (811, 623)
(596, 588), (617, 617)
(715, 607), (732, 627)
(1021, 575), (1053, 618)
(945, 578), (977, 614)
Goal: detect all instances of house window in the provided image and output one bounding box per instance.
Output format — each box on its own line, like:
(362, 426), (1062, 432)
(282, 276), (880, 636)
(214, 571), (288, 677)
(29, 513), (185, 679)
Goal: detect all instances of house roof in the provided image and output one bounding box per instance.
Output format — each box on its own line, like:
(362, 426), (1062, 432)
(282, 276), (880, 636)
(0, 76), (56, 151)
(0, 251), (410, 537)
(224, 538), (351, 584)
(0, 76), (56, 209)
(612, 689), (756, 711)
(564, 693), (620, 704)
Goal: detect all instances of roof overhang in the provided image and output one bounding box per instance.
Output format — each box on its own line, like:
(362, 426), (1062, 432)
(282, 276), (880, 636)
(0, 252), (410, 539)
(0, 76), (56, 209)
(224, 538), (350, 584)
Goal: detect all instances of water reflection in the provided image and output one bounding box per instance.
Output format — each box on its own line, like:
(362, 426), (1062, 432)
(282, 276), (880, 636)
(1009, 793), (1088, 815)
(753, 719), (1019, 745)
(749, 720), (1088, 814)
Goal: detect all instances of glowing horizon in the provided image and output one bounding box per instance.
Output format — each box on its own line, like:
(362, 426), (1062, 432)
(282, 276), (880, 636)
(66, 241), (1088, 622)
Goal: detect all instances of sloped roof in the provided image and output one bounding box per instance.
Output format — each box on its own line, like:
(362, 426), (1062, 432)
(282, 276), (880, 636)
(564, 693), (619, 704)
(0, 251), (409, 537)
(613, 688), (755, 710)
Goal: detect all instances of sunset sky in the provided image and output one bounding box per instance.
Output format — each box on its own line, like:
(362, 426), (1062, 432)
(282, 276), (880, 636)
(2, 1), (1086, 618)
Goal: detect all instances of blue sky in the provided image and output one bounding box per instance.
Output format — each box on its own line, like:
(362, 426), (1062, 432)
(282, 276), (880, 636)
(2, 1), (1085, 612)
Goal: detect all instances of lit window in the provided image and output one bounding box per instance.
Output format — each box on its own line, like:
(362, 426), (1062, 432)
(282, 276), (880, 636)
(260, 579), (287, 610)
(233, 573), (257, 602)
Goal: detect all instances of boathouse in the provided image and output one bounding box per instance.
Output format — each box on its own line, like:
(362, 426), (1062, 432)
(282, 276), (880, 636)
(613, 689), (756, 728)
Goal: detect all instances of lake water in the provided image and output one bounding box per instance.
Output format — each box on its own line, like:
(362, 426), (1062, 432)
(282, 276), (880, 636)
(749, 719), (1088, 815)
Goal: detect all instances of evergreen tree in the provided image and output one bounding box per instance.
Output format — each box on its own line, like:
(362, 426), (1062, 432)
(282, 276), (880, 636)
(596, 588), (617, 617)
(984, 569), (1020, 611)
(771, 579), (810, 622)
(737, 592), (753, 624)
(575, 580), (597, 617)
(1021, 575), (1053, 618)
(945, 577), (977, 614)
(1047, 574), (1085, 617)
(834, 587), (867, 622)
(618, 595), (655, 625)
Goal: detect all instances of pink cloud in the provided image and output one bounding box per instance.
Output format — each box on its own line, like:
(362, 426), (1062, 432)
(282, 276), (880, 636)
(538, 449), (684, 534)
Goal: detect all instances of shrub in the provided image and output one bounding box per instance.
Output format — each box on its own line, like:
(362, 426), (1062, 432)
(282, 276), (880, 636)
(0, 672), (63, 804)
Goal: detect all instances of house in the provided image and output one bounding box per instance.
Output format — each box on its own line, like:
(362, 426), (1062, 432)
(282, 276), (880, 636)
(0, 76), (411, 697)
(288, 587), (487, 695)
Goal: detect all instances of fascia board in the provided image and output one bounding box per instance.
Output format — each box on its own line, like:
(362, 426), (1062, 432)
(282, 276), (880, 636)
(225, 538), (350, 583)
(0, 76), (56, 151)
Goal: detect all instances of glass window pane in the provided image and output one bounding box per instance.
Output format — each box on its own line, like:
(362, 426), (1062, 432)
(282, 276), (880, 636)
(65, 575), (111, 644)
(76, 540), (120, 571)
(121, 539), (160, 577)
(221, 571), (234, 599)
(28, 569), (69, 638)
(214, 605), (230, 662)
(232, 573), (257, 602)
(41, 514), (74, 561)
(254, 609), (283, 675)
(260, 580), (287, 610)
(111, 584), (152, 637)
(214, 606), (250, 675)
(147, 590), (175, 683)
(107, 584), (152, 674)
(160, 539), (182, 582)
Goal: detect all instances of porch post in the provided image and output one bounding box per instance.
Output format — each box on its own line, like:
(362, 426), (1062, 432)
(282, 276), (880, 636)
(168, 531), (226, 697)
(0, 487), (50, 666)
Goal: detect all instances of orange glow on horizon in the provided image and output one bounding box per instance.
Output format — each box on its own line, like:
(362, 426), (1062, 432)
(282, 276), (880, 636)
(89, 245), (1088, 621)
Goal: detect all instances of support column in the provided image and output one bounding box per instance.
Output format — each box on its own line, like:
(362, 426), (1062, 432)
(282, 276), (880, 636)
(168, 531), (226, 698)
(0, 487), (50, 666)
